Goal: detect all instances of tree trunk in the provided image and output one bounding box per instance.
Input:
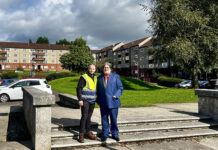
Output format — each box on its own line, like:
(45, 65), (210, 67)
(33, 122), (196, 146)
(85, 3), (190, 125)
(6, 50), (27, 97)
(192, 68), (199, 89)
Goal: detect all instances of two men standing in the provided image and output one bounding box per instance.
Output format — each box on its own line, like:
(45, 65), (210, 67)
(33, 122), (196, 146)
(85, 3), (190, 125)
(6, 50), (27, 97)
(77, 62), (123, 143)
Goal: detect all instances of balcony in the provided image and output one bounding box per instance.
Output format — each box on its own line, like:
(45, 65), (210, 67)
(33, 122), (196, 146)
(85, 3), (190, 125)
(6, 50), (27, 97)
(32, 58), (45, 61)
(32, 52), (45, 56)
(0, 56), (7, 60)
(0, 51), (7, 54)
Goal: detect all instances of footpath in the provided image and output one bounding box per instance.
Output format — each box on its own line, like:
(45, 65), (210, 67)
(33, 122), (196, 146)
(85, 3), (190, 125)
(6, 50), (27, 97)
(1, 102), (218, 150)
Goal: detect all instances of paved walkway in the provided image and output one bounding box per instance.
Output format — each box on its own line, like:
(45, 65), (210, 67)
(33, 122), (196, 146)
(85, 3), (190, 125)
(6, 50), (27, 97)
(1, 102), (218, 149)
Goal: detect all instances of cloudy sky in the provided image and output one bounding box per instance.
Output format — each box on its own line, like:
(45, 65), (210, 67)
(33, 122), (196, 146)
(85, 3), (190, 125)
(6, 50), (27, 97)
(0, 0), (152, 49)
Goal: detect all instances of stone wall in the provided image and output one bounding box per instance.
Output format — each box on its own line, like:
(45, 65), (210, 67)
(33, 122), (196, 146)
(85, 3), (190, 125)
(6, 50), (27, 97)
(195, 89), (218, 120)
(58, 93), (79, 108)
(22, 87), (55, 150)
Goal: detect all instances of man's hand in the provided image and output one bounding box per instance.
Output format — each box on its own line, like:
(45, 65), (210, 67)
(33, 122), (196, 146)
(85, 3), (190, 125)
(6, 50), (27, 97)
(79, 100), (83, 107)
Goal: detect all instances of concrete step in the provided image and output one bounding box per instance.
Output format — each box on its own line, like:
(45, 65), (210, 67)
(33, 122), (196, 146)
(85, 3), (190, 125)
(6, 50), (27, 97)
(51, 127), (218, 148)
(51, 120), (218, 139)
(51, 116), (211, 131)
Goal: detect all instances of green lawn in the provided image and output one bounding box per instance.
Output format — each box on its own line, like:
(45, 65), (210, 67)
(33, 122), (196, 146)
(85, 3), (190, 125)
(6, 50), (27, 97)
(49, 76), (198, 107)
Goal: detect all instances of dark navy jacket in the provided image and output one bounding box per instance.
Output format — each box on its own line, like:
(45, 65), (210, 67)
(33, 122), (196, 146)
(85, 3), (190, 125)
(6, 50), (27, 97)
(97, 72), (124, 109)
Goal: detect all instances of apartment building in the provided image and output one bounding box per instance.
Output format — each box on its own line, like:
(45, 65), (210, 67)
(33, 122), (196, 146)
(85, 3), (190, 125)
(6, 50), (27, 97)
(0, 42), (70, 71)
(93, 37), (171, 81)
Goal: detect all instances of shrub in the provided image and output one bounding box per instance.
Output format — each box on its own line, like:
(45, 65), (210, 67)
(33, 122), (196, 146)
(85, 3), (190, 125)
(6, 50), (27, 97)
(46, 72), (79, 81)
(0, 72), (18, 79)
(152, 73), (164, 82)
(17, 67), (24, 71)
(157, 76), (184, 87)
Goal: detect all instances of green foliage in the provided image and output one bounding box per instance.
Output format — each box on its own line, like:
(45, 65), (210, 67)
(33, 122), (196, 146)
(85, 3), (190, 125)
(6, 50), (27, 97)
(36, 36), (49, 44)
(95, 58), (109, 73)
(152, 73), (164, 82)
(56, 38), (71, 45)
(144, 0), (218, 88)
(29, 39), (33, 43)
(49, 76), (197, 107)
(46, 72), (79, 81)
(60, 37), (94, 73)
(0, 72), (18, 79)
(17, 67), (24, 71)
(157, 76), (184, 87)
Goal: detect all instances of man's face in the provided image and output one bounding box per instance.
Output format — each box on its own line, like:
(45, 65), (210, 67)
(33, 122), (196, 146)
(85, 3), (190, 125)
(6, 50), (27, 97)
(104, 65), (111, 75)
(88, 65), (96, 75)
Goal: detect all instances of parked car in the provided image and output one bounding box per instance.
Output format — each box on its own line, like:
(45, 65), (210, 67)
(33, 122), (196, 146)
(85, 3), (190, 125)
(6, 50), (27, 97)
(177, 80), (192, 88)
(199, 80), (209, 89)
(0, 79), (19, 86)
(209, 79), (218, 89)
(0, 79), (52, 102)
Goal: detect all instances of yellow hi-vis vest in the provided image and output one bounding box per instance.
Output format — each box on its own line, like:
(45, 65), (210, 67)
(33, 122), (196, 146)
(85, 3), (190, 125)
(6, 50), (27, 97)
(81, 74), (97, 103)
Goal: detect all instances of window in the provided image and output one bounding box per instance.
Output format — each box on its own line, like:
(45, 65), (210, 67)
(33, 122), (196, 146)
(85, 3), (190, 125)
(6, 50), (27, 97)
(22, 66), (26, 68)
(44, 66), (48, 69)
(14, 60), (17, 63)
(7, 54), (9, 57)
(135, 62), (138, 66)
(6, 65), (10, 68)
(23, 60), (26, 63)
(125, 60), (129, 63)
(140, 57), (144, 61)
(52, 55), (55, 57)
(6, 48), (10, 51)
(14, 49), (17, 51)
(60, 50), (62, 53)
(14, 54), (18, 57)
(140, 48), (144, 52)
(31, 49), (35, 52)
(118, 61), (121, 64)
(23, 54), (26, 57)
(23, 49), (26, 52)
(52, 50), (54, 52)
(141, 73), (144, 77)
(135, 55), (138, 58)
(12, 81), (27, 88)
(51, 66), (55, 69)
(28, 81), (40, 86)
(114, 52), (116, 56)
(14, 65), (17, 68)
(52, 60), (55, 63)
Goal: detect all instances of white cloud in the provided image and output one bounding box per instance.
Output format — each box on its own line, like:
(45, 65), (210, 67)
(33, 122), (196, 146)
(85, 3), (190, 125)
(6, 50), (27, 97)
(0, 0), (152, 49)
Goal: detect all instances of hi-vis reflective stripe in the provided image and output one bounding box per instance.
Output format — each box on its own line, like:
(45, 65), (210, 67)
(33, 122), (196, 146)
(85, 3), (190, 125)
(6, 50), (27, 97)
(82, 95), (97, 99)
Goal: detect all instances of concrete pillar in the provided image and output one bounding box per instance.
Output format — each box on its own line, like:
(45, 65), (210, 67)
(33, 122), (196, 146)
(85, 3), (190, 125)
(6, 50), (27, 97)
(195, 89), (218, 120)
(22, 87), (55, 150)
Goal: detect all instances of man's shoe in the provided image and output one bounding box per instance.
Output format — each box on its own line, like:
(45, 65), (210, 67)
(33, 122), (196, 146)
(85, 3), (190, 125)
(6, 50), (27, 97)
(86, 131), (97, 140)
(78, 133), (84, 143)
(101, 137), (107, 142)
(112, 136), (120, 142)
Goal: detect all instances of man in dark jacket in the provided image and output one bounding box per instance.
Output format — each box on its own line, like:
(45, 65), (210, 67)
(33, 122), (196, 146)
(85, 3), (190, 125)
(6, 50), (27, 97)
(77, 64), (97, 143)
(97, 62), (124, 142)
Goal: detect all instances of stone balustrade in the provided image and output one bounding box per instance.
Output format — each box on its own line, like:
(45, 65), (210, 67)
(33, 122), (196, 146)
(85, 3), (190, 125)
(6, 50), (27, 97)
(22, 87), (55, 150)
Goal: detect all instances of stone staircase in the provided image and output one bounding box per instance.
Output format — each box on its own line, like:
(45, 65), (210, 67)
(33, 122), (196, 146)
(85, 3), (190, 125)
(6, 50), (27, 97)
(51, 116), (218, 149)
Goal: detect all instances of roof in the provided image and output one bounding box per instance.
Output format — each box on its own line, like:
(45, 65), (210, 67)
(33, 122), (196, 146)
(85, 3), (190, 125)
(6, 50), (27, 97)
(114, 37), (153, 51)
(91, 50), (100, 54)
(0, 42), (70, 50)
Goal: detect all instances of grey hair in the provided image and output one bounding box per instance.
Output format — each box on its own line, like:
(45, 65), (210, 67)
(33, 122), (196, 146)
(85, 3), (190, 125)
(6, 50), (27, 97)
(103, 62), (112, 69)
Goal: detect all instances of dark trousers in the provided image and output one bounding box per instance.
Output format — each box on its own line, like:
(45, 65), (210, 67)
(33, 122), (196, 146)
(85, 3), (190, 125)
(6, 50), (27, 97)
(79, 100), (95, 134)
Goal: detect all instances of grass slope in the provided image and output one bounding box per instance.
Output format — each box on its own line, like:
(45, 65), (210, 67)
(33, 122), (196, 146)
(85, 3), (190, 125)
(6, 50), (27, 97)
(49, 76), (198, 107)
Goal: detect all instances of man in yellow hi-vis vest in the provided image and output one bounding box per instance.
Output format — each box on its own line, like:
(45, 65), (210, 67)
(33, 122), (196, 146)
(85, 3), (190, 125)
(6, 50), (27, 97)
(77, 64), (97, 143)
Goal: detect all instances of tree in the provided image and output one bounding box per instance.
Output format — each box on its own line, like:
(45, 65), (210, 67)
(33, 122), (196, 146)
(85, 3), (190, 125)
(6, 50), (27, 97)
(144, 0), (218, 88)
(60, 38), (94, 72)
(56, 38), (71, 45)
(29, 39), (33, 43)
(36, 36), (49, 44)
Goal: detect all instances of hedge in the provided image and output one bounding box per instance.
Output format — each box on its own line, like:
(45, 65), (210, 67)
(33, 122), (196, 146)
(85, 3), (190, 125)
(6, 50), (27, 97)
(0, 72), (19, 79)
(46, 72), (79, 81)
(157, 76), (184, 87)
